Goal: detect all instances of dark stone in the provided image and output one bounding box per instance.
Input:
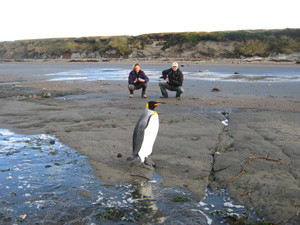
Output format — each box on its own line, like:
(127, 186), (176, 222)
(212, 88), (221, 92)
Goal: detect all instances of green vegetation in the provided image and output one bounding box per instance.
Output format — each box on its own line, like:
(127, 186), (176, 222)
(95, 208), (126, 222)
(0, 29), (299, 59)
(161, 29), (300, 57)
(0, 36), (134, 59)
(209, 211), (273, 225)
(95, 200), (153, 223)
(171, 195), (191, 202)
(225, 215), (274, 225)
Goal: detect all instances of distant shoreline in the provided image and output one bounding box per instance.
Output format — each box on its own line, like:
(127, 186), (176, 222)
(1, 57), (300, 65)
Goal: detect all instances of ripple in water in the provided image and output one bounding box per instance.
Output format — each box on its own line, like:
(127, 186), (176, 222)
(0, 129), (262, 224)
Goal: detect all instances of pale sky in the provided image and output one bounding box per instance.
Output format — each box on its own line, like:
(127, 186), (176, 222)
(1, 0), (299, 42)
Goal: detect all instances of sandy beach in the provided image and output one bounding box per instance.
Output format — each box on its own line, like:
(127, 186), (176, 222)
(0, 60), (300, 224)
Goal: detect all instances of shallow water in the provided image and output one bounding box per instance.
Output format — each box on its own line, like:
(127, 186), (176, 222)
(1, 61), (299, 83)
(45, 65), (300, 82)
(0, 129), (262, 224)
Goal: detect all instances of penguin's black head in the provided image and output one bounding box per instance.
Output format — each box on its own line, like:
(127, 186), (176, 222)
(147, 101), (165, 111)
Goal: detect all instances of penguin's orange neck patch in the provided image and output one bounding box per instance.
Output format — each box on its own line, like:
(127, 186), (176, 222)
(153, 111), (157, 115)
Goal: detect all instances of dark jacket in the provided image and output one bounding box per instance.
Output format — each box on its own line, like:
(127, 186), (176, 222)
(128, 70), (149, 85)
(162, 68), (184, 86)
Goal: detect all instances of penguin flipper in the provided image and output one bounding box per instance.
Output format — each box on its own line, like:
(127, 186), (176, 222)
(132, 117), (148, 155)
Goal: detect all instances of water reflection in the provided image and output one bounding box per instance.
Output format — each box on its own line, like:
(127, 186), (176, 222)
(0, 129), (261, 224)
(0, 129), (159, 224)
(45, 67), (300, 82)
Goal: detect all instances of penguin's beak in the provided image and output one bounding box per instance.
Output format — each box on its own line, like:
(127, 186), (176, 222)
(154, 102), (166, 106)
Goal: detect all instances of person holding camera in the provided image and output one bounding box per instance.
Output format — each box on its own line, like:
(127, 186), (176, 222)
(159, 62), (184, 99)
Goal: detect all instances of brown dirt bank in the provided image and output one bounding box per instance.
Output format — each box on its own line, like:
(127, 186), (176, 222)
(0, 62), (300, 224)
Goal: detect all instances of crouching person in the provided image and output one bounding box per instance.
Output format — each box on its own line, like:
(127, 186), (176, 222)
(159, 62), (184, 99)
(128, 63), (149, 98)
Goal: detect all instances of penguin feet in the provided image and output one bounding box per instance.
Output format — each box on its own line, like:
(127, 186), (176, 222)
(141, 163), (153, 170)
(126, 154), (138, 161)
(145, 158), (156, 168)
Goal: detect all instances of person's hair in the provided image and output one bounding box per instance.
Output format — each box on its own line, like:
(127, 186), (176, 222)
(132, 63), (141, 71)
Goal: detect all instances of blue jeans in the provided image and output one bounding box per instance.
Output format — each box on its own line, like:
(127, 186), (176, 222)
(159, 82), (184, 98)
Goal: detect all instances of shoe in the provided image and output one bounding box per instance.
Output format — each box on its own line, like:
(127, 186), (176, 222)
(160, 96), (168, 98)
(129, 94), (133, 98)
(142, 94), (147, 98)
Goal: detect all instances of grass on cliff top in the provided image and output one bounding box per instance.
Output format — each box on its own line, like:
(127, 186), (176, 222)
(0, 28), (299, 58)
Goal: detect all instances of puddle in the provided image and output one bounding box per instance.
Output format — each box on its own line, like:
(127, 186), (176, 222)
(195, 189), (261, 225)
(0, 129), (262, 224)
(44, 67), (300, 82)
(0, 129), (157, 224)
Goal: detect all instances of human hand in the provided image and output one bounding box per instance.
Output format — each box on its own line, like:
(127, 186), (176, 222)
(138, 78), (144, 82)
(166, 78), (169, 83)
(134, 78), (138, 83)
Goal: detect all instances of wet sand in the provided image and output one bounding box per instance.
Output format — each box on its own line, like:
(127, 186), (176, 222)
(0, 61), (300, 224)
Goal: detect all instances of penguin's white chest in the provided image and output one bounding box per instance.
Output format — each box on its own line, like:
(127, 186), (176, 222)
(138, 113), (159, 162)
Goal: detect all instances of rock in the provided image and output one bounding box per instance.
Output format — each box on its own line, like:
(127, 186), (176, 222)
(41, 92), (51, 98)
(212, 88), (221, 92)
(213, 111), (300, 224)
(199, 69), (209, 72)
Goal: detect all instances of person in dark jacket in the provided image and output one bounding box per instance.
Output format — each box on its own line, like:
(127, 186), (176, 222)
(159, 62), (184, 98)
(128, 63), (149, 98)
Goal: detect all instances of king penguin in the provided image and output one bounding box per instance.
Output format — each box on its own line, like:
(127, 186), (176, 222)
(127, 101), (165, 169)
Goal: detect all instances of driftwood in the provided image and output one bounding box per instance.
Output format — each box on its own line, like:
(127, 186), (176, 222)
(226, 157), (281, 183)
